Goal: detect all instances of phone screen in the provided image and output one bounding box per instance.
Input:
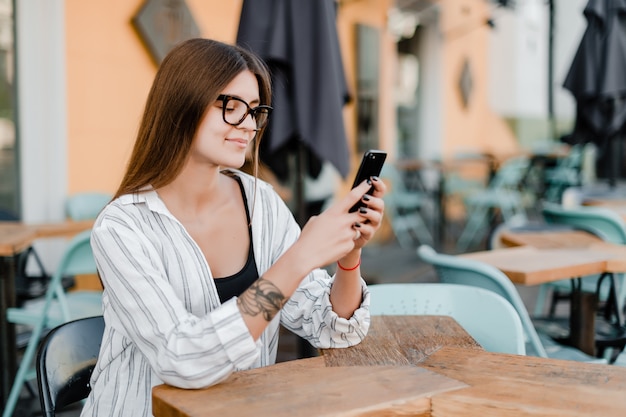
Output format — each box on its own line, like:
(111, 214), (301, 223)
(349, 150), (387, 212)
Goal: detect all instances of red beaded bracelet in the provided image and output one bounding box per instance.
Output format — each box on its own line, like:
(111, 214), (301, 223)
(337, 257), (361, 271)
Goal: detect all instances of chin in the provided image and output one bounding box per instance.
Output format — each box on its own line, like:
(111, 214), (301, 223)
(223, 157), (247, 170)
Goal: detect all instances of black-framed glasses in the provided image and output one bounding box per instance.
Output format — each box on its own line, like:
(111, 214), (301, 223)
(217, 94), (273, 130)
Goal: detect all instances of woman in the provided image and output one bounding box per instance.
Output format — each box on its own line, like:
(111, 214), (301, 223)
(81, 38), (385, 416)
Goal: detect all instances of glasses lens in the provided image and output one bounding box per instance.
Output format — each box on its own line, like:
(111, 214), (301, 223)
(223, 97), (248, 126)
(254, 108), (271, 129)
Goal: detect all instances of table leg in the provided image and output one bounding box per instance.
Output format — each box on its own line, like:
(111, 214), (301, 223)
(0, 256), (17, 407)
(568, 288), (598, 356)
(437, 172), (446, 250)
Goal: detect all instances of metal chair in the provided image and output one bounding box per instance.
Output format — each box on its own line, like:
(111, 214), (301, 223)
(2, 230), (102, 417)
(368, 283), (526, 355)
(380, 164), (433, 249)
(456, 156), (532, 252)
(417, 244), (607, 363)
(542, 144), (584, 203)
(36, 316), (104, 416)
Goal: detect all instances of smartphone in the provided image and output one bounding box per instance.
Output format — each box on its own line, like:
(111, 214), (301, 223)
(349, 150), (387, 212)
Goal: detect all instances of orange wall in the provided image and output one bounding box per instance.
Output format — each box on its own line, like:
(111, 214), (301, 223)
(65, 0), (244, 194)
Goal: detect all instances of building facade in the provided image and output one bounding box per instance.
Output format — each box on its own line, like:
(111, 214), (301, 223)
(5, 0), (587, 236)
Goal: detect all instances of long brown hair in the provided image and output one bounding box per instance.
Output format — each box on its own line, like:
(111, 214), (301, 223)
(114, 38), (272, 199)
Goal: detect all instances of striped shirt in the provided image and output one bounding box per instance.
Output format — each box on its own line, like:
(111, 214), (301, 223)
(80, 170), (371, 417)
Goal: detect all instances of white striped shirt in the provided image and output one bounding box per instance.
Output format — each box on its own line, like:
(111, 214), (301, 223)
(80, 170), (370, 417)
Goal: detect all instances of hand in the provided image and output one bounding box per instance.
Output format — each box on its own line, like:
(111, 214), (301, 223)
(293, 177), (386, 271)
(348, 176), (386, 249)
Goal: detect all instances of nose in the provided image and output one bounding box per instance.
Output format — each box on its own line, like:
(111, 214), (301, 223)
(238, 111), (258, 132)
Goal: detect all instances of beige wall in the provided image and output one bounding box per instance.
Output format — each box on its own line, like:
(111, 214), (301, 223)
(439, 0), (518, 157)
(336, 0), (396, 189)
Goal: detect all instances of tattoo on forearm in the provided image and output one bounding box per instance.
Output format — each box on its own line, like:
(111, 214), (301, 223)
(237, 278), (287, 321)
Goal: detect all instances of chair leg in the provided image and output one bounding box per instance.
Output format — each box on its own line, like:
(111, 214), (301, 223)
(533, 284), (550, 317)
(548, 290), (560, 318)
(2, 323), (45, 417)
(456, 207), (489, 252)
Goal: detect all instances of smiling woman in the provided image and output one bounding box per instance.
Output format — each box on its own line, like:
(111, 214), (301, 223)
(79, 38), (387, 417)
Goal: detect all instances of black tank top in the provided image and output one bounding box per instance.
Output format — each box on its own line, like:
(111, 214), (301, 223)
(214, 176), (259, 303)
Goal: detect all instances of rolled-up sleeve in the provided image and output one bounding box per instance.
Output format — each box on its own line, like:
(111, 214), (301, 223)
(280, 269), (371, 349)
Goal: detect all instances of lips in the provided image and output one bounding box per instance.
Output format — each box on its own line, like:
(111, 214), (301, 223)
(226, 138), (249, 148)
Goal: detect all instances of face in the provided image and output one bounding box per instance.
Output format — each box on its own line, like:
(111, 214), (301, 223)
(190, 70), (261, 169)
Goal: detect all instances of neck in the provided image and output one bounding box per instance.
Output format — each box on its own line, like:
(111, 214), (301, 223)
(157, 164), (232, 219)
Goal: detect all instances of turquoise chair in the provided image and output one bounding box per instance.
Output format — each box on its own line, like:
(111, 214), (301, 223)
(368, 283), (526, 355)
(417, 244), (607, 363)
(65, 192), (111, 221)
(2, 230), (102, 417)
(539, 202), (626, 319)
(543, 145), (584, 203)
(456, 156), (532, 252)
(380, 164), (433, 249)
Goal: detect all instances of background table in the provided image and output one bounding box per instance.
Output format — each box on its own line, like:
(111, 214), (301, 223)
(463, 232), (626, 355)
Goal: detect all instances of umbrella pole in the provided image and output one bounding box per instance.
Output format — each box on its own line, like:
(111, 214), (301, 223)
(295, 140), (307, 227)
(294, 140), (319, 358)
(609, 134), (622, 188)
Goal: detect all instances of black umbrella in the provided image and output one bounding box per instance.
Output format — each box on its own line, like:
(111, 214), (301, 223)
(236, 0), (351, 223)
(563, 0), (626, 186)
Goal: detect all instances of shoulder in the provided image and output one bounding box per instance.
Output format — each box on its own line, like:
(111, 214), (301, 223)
(93, 189), (163, 232)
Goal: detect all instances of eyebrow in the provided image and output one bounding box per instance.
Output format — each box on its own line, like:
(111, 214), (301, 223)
(221, 94), (261, 106)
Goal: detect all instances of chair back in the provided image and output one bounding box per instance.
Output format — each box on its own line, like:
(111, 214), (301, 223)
(489, 156), (530, 190)
(368, 283), (526, 355)
(65, 192), (111, 221)
(417, 244), (549, 357)
(541, 202), (626, 244)
(380, 164), (425, 208)
(36, 316), (104, 416)
(39, 230), (98, 323)
(379, 164), (433, 247)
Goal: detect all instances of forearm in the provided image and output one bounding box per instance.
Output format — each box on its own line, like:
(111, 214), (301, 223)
(330, 249), (364, 319)
(237, 243), (312, 340)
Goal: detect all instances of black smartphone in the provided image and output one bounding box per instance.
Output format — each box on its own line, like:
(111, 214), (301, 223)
(349, 150), (387, 212)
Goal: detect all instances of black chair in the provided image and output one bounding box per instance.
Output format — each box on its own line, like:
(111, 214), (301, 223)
(36, 316), (104, 416)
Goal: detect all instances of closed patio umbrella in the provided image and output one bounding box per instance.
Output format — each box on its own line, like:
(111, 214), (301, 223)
(563, 0), (626, 186)
(236, 0), (351, 224)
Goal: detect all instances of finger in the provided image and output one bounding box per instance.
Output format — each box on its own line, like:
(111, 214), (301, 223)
(359, 193), (384, 213)
(341, 180), (373, 212)
(356, 206), (383, 227)
(368, 176), (387, 198)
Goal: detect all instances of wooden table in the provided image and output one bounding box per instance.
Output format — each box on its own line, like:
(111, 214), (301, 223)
(467, 229), (626, 355)
(152, 315), (626, 417)
(152, 315), (478, 417)
(0, 220), (93, 406)
(499, 229), (626, 273)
